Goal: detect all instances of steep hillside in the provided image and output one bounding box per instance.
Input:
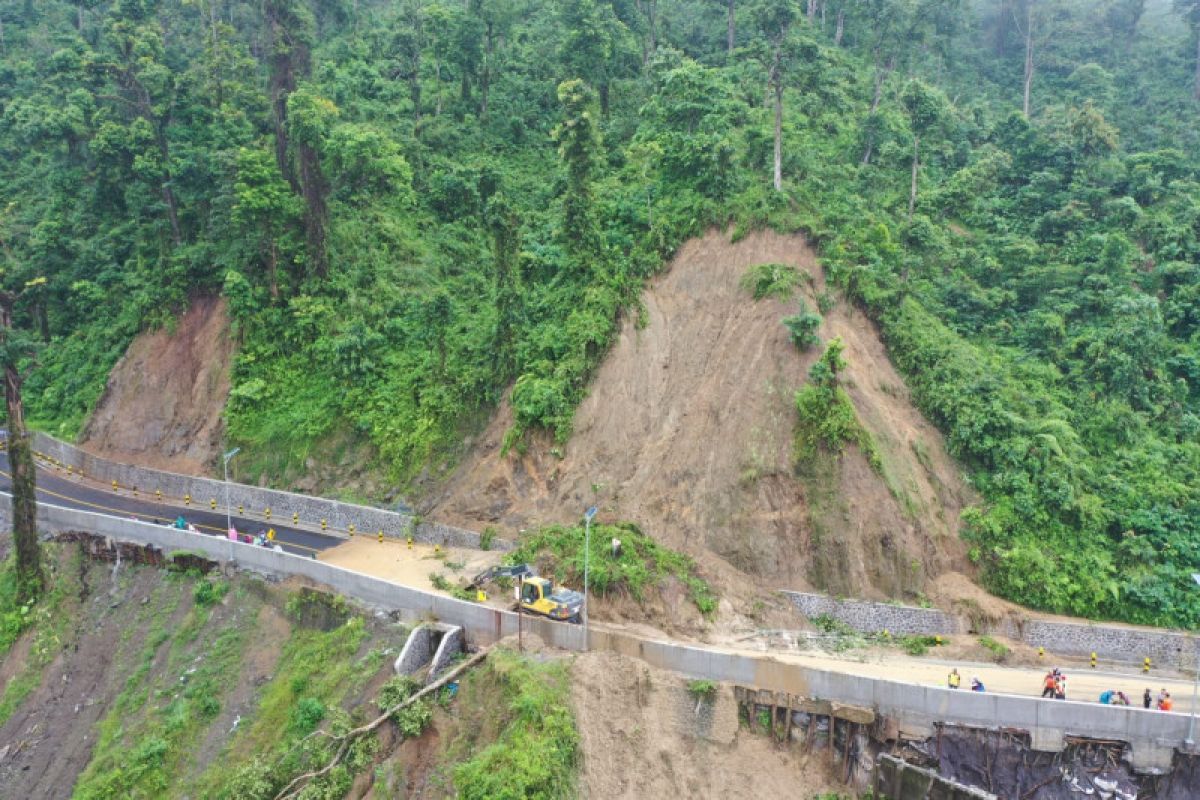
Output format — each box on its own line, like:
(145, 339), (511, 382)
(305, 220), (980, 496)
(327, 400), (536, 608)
(431, 230), (973, 600)
(78, 296), (233, 475)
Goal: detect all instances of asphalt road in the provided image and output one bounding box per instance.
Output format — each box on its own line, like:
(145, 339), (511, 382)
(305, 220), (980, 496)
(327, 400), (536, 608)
(0, 451), (344, 557)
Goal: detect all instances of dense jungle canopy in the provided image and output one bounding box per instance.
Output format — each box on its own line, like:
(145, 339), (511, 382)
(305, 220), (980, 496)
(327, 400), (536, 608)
(1, 0), (1200, 626)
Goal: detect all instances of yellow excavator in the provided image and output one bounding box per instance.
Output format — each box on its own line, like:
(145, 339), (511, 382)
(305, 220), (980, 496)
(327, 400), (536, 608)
(517, 575), (583, 623)
(469, 563), (583, 623)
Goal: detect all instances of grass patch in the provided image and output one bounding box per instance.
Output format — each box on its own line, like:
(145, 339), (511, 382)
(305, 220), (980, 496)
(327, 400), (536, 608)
(686, 679), (718, 699)
(447, 647), (578, 799)
(978, 635), (1011, 662)
(195, 596), (380, 799)
(506, 521), (717, 617)
(74, 573), (252, 799)
(794, 338), (881, 472)
(740, 262), (805, 301)
(0, 546), (78, 726)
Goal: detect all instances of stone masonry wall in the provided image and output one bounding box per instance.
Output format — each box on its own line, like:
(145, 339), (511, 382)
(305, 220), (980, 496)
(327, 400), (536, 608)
(31, 432), (510, 551)
(783, 591), (1199, 670)
(783, 591), (958, 636)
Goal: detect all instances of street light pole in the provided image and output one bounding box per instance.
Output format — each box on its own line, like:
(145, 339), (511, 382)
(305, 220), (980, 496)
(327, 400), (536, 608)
(223, 447), (241, 534)
(583, 506), (597, 651)
(1188, 573), (1200, 747)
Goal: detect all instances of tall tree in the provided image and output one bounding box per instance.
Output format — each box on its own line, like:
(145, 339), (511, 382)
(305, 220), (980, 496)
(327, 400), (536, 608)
(552, 79), (603, 274)
(751, 0), (799, 191)
(900, 79), (949, 219)
(1177, 0), (1200, 100)
(0, 208), (42, 602)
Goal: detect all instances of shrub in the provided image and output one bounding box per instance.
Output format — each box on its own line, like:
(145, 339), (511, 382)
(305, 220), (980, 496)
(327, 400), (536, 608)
(686, 679), (718, 699)
(978, 635), (1011, 662)
(740, 262), (803, 300)
(288, 697), (327, 736)
(480, 528), (496, 551)
(782, 306), (822, 350)
(193, 579), (229, 608)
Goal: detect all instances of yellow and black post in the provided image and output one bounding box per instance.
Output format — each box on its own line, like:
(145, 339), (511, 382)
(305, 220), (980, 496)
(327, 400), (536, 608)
(293, 512), (299, 525)
(1090, 652), (1097, 669)
(1143, 656), (1152, 674)
(321, 518), (327, 531)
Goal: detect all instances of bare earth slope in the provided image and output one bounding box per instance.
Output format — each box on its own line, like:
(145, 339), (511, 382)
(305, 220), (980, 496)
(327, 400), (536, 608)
(79, 295), (233, 475)
(430, 229), (973, 599)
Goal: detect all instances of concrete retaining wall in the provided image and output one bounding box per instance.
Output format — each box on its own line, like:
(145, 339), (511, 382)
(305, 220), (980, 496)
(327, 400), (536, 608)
(13, 499), (1192, 774)
(30, 432), (509, 551)
(428, 627), (465, 680)
(395, 626), (439, 676)
(783, 591), (1200, 670)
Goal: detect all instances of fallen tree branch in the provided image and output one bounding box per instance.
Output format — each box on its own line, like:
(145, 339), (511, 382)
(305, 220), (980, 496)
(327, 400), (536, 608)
(274, 648), (490, 800)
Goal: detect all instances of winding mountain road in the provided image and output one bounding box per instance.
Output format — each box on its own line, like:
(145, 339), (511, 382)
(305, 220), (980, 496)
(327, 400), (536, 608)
(0, 450), (343, 557)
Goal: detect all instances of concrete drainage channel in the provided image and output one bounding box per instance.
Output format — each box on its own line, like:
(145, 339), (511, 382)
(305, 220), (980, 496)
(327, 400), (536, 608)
(394, 623), (465, 683)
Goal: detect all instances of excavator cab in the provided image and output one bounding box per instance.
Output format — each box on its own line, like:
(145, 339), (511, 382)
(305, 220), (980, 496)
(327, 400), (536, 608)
(518, 576), (583, 623)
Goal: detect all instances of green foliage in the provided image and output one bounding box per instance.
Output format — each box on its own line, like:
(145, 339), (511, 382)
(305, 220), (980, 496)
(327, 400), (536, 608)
(811, 614), (855, 637)
(193, 578), (229, 608)
(479, 527), (497, 551)
(3, 0), (1200, 629)
(794, 340), (881, 470)
(740, 262), (804, 301)
(507, 521), (717, 617)
(782, 300), (822, 349)
(686, 679), (718, 698)
(897, 635), (942, 656)
(978, 636), (1011, 662)
(451, 648), (578, 800)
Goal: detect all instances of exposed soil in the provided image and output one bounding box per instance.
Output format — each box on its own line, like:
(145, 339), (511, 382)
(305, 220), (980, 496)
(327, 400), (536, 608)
(317, 536), (502, 597)
(0, 556), (186, 799)
(79, 295), (233, 476)
(429, 229), (974, 603)
(571, 649), (842, 798)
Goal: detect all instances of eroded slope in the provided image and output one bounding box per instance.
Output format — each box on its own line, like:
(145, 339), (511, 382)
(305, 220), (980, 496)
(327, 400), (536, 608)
(430, 229), (973, 599)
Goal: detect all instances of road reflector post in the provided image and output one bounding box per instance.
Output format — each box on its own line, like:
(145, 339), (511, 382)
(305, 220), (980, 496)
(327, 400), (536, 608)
(348, 524), (355, 537)
(210, 498), (217, 510)
(293, 512), (299, 524)
(156, 489), (162, 501)
(407, 535), (413, 550)
(238, 504), (244, 515)
(321, 518), (327, 531)
(184, 494), (191, 506)
(1038, 646), (1045, 658)
(1144, 657), (1152, 673)
(112, 480), (118, 492)
(1090, 652), (1097, 669)
(377, 530), (383, 543)
(265, 508), (271, 520)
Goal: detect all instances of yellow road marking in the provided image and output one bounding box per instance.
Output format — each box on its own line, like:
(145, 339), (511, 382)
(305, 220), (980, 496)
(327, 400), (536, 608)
(0, 463), (321, 554)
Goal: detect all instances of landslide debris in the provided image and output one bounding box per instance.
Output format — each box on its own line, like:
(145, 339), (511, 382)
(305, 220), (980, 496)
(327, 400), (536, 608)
(430, 229), (974, 603)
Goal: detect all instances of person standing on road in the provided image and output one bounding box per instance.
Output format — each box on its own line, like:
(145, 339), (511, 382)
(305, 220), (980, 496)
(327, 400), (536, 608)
(1159, 692), (1173, 711)
(1041, 671), (1057, 698)
(1144, 688), (1153, 709)
(947, 668), (961, 689)
(970, 677), (985, 692)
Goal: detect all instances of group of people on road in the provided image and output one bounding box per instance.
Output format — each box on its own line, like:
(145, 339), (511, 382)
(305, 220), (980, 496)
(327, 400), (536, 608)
(1145, 688), (1173, 711)
(946, 666), (1182, 712)
(1041, 668), (1068, 700)
(225, 523), (280, 550)
(946, 668), (985, 692)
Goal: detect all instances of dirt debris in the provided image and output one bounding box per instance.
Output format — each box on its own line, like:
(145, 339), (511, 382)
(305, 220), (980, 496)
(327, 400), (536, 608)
(570, 649), (842, 799)
(429, 228), (974, 613)
(79, 295), (233, 476)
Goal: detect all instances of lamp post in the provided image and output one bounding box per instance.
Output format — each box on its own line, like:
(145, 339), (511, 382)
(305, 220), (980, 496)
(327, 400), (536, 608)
(1188, 573), (1200, 748)
(223, 447), (241, 534)
(583, 506), (597, 651)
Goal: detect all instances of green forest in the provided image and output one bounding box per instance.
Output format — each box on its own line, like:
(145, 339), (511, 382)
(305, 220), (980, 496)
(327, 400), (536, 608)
(1, 0), (1198, 627)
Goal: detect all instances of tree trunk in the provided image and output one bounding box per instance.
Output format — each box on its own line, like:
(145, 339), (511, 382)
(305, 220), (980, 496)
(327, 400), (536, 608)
(860, 57), (893, 165)
(772, 66), (783, 192)
(480, 20), (493, 117)
(908, 134), (920, 220)
(807, 0), (816, 22)
(600, 82), (610, 116)
(1022, 1), (1034, 117)
(835, 9), (844, 45)
(727, 0), (735, 54)
(0, 298), (41, 602)
(1194, 32), (1200, 101)
(298, 142), (328, 280)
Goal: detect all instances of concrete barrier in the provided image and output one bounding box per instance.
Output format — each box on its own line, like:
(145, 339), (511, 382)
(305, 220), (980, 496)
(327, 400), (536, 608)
(30, 432), (509, 551)
(9, 497), (1191, 774)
